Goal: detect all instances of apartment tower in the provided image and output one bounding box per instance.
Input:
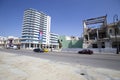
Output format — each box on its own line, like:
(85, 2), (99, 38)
(21, 8), (51, 49)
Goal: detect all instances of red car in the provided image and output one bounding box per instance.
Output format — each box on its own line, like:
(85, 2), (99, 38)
(78, 49), (93, 55)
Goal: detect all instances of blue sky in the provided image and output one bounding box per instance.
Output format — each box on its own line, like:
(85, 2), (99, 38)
(0, 0), (120, 37)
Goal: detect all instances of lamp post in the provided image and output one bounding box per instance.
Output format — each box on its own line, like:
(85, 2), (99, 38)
(113, 14), (119, 54)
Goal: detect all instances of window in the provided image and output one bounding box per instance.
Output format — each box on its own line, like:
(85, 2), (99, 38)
(101, 42), (105, 48)
(109, 29), (112, 34)
(92, 44), (98, 48)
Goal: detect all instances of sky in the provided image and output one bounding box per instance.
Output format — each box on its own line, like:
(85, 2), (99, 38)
(0, 0), (120, 37)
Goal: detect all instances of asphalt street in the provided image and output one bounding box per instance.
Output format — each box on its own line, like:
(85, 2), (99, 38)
(0, 48), (120, 71)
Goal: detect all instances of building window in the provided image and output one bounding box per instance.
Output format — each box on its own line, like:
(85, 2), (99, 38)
(101, 42), (105, 48)
(85, 35), (88, 41)
(31, 44), (33, 48)
(109, 29), (112, 34)
(92, 44), (98, 48)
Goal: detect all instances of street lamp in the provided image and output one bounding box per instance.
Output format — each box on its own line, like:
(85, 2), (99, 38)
(113, 14), (119, 54)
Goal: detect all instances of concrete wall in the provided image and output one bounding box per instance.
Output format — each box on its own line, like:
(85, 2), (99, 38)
(59, 36), (83, 48)
(61, 48), (116, 54)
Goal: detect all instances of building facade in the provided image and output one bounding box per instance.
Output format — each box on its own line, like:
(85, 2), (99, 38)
(50, 33), (59, 48)
(21, 8), (58, 49)
(0, 36), (20, 48)
(83, 15), (120, 52)
(59, 35), (83, 48)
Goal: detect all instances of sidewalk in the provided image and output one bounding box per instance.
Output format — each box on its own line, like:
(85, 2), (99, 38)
(0, 51), (120, 80)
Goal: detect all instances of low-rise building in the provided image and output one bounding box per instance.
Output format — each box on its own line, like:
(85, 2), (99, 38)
(0, 36), (20, 48)
(59, 35), (83, 48)
(83, 15), (120, 53)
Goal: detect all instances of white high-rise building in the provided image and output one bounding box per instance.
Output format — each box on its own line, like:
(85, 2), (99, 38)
(21, 8), (52, 49)
(50, 33), (59, 48)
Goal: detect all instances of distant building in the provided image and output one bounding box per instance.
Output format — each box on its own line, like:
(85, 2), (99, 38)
(58, 35), (83, 48)
(0, 36), (20, 48)
(83, 15), (120, 52)
(50, 33), (59, 49)
(21, 8), (58, 49)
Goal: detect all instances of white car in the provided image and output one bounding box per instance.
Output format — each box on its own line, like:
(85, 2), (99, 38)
(6, 45), (18, 50)
(13, 46), (18, 49)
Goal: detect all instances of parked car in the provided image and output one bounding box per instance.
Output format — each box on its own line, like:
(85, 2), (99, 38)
(13, 46), (18, 50)
(78, 49), (93, 55)
(33, 48), (44, 53)
(6, 45), (18, 50)
(43, 48), (49, 52)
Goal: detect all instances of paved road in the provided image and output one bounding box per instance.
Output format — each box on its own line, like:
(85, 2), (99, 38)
(0, 48), (120, 71)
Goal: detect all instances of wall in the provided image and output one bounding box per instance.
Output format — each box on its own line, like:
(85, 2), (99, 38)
(59, 36), (83, 48)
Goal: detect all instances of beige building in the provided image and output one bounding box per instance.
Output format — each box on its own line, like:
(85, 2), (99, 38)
(83, 15), (120, 53)
(0, 36), (20, 48)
